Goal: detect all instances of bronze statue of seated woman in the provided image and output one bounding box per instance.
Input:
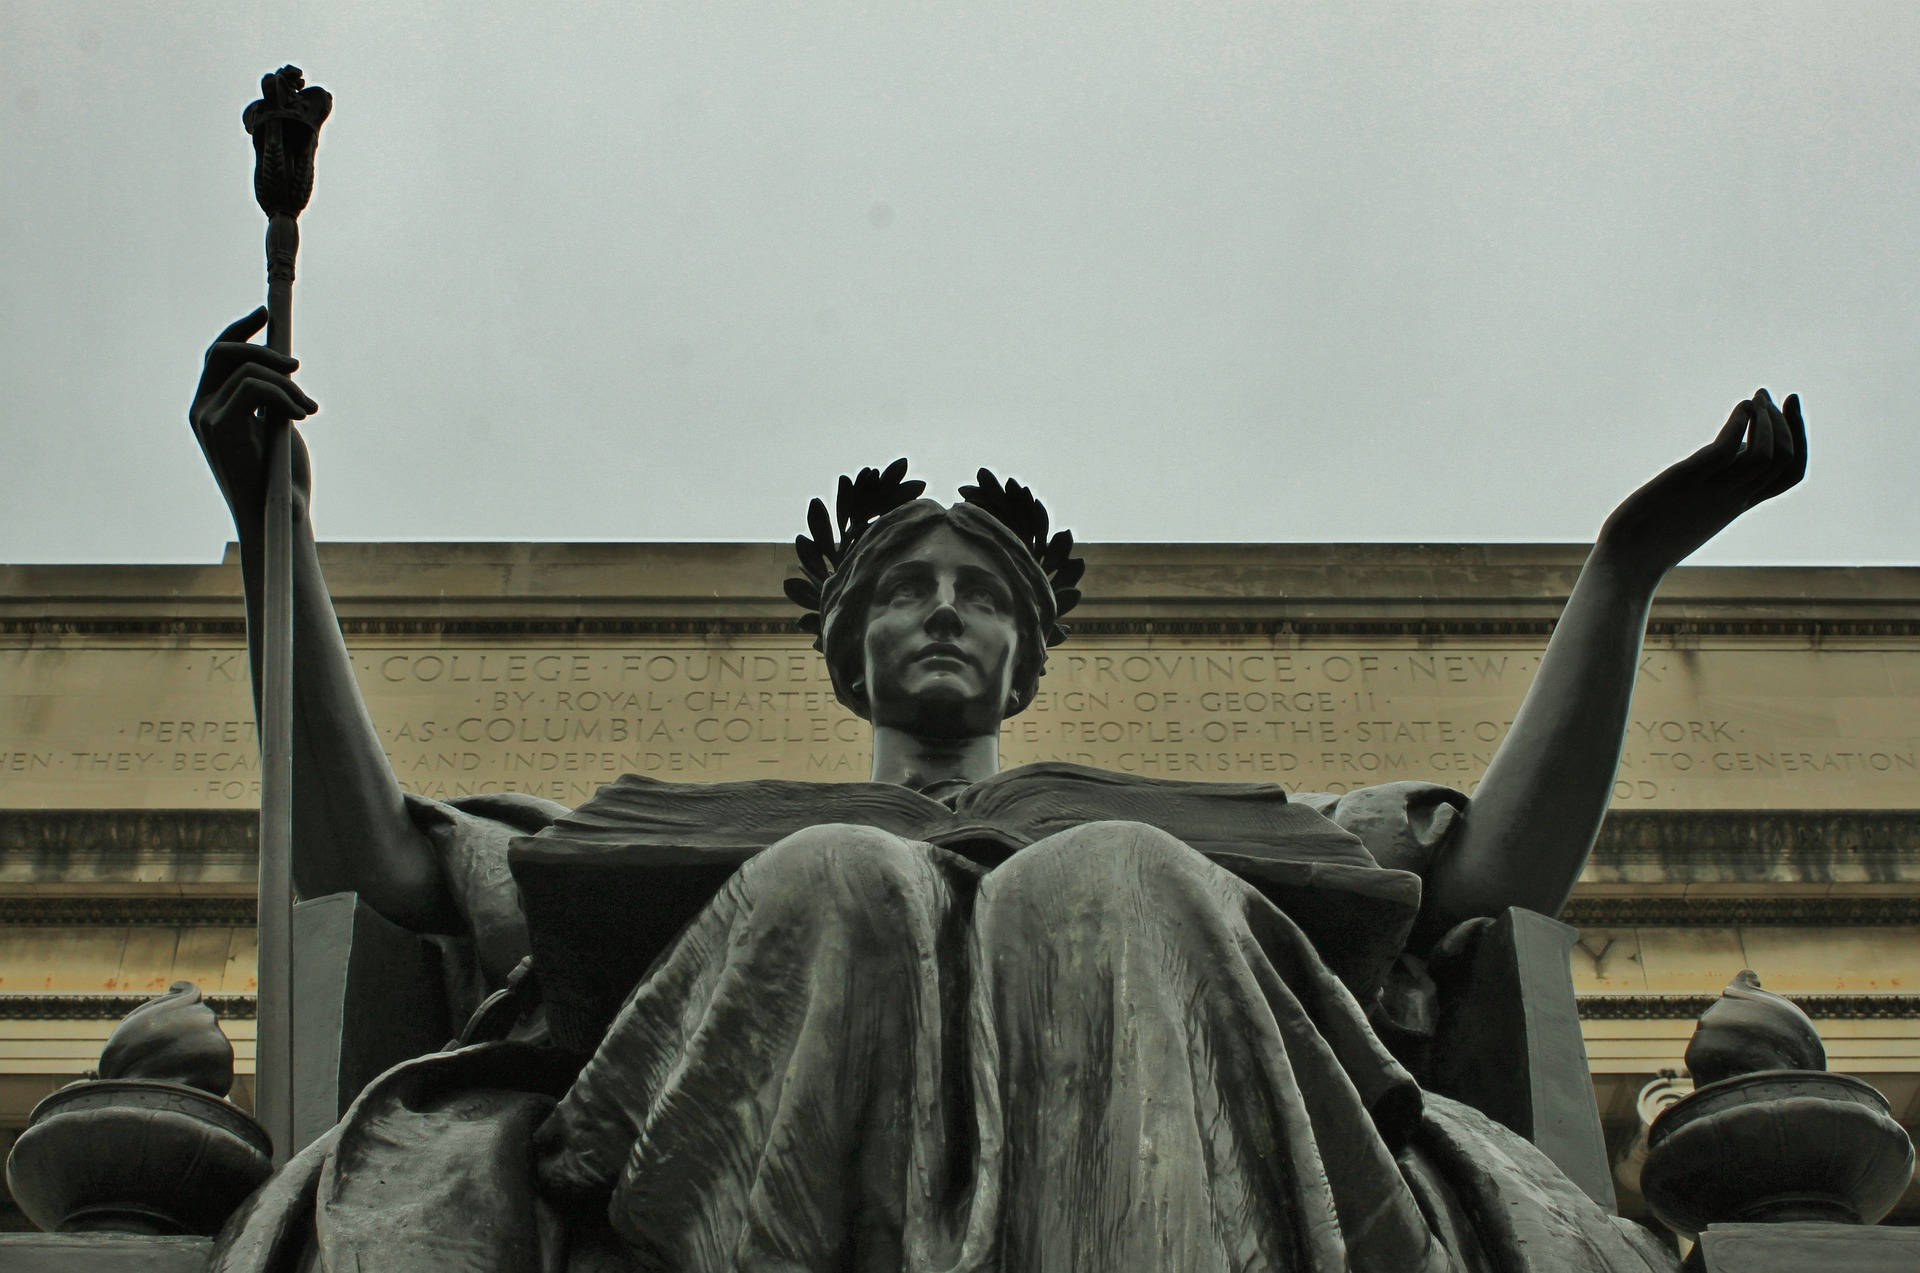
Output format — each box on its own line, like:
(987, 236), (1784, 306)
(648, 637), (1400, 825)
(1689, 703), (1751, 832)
(190, 310), (1806, 1271)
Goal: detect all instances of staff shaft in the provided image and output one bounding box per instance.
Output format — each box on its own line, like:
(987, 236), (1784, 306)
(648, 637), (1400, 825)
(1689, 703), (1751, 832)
(255, 212), (298, 1166)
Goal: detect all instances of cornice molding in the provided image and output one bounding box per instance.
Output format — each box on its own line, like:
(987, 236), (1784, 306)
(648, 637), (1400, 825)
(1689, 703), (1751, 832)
(0, 993), (256, 1021)
(1566, 894), (1920, 925)
(2, 991), (1911, 1024)
(0, 808), (255, 859)
(6, 546), (1917, 637)
(0, 897), (256, 926)
(7, 808), (1920, 895)
(1591, 808), (1920, 861)
(1576, 993), (1920, 1021)
(1562, 895), (1920, 927)
(5, 616), (1920, 640)
(7, 887), (1912, 925)
(9, 892), (1918, 930)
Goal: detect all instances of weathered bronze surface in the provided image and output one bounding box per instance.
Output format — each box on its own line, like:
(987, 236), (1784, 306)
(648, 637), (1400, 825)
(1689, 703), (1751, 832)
(1683, 969), (1826, 1085)
(1642, 972), (1915, 1239)
(5, 984), (267, 1238)
(163, 362), (1825, 1270)
(0, 322), (1830, 1270)
(97, 981), (235, 1097)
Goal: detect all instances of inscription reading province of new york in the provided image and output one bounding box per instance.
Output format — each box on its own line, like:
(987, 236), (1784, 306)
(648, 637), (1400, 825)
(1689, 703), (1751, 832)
(1, 637), (1914, 810)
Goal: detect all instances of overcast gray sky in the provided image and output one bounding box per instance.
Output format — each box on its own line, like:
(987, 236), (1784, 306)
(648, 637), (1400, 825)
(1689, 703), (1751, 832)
(3, 3), (1914, 565)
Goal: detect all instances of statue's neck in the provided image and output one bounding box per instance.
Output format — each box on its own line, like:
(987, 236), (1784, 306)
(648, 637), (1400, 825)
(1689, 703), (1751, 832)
(869, 725), (999, 791)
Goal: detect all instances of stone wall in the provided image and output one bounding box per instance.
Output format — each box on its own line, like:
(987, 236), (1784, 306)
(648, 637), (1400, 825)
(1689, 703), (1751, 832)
(3, 542), (1916, 1224)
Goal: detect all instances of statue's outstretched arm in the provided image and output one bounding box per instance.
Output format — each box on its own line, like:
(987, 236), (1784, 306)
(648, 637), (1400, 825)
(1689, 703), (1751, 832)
(190, 310), (457, 932)
(1416, 390), (1807, 943)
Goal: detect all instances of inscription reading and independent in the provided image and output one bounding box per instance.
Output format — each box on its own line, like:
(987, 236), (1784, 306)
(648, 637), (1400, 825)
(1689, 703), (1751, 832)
(3, 636), (1914, 809)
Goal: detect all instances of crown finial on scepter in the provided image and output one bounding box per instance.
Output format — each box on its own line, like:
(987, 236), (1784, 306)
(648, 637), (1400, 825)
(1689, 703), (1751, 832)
(244, 66), (331, 220)
(243, 66), (331, 289)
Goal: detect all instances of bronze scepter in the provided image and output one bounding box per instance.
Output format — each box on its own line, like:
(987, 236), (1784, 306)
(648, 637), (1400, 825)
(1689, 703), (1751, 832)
(242, 65), (329, 1166)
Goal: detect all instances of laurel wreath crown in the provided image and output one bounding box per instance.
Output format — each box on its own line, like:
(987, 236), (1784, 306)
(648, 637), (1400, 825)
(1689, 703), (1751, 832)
(784, 460), (1084, 648)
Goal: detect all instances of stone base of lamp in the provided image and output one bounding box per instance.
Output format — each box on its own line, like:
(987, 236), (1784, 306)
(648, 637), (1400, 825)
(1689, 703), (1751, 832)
(1641, 1069), (1914, 1239)
(5, 1079), (272, 1236)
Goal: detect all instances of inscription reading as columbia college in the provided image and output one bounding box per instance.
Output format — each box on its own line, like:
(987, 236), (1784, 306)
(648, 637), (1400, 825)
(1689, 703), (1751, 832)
(1, 639), (1913, 810)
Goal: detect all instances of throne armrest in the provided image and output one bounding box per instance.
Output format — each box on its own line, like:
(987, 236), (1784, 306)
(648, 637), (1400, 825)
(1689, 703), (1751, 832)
(290, 892), (454, 1152)
(1425, 905), (1616, 1211)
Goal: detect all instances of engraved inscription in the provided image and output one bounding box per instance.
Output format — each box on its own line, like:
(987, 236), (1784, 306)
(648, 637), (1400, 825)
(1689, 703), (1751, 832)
(2, 637), (1915, 810)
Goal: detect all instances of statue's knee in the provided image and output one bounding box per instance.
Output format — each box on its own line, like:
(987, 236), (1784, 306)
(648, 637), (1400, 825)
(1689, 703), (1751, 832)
(1016, 819), (1196, 876)
(988, 820), (1205, 917)
(744, 823), (930, 933)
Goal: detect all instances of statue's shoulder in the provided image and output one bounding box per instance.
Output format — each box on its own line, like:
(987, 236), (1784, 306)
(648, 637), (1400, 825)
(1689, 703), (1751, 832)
(1288, 781), (1468, 876)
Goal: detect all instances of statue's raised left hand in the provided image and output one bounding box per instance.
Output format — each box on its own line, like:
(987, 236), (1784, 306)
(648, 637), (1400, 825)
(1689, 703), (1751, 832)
(1595, 389), (1806, 590)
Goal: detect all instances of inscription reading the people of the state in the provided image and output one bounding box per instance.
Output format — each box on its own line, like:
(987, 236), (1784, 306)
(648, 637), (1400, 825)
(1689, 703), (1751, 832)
(1, 638), (1914, 809)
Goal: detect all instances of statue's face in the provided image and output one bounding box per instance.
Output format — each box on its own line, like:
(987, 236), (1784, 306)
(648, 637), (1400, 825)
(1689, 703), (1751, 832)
(861, 523), (1022, 738)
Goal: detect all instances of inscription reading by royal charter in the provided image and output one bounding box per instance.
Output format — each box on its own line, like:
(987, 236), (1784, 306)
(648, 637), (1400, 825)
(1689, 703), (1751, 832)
(1, 636), (1914, 810)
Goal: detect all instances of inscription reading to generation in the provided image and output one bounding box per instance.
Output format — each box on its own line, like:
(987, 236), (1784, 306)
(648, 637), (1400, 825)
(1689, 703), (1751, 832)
(2, 637), (1914, 809)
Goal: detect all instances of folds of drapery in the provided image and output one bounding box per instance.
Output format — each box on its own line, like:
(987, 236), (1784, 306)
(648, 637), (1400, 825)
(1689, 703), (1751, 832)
(211, 789), (1674, 1273)
(527, 821), (1665, 1273)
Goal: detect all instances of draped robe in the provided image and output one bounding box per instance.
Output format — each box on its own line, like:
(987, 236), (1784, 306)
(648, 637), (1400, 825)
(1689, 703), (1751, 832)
(212, 772), (1677, 1273)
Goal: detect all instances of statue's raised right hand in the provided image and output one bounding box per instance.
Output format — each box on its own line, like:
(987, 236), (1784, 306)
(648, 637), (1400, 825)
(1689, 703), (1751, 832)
(189, 308), (318, 529)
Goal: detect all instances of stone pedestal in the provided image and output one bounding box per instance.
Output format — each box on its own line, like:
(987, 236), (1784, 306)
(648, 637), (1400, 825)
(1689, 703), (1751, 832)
(0, 1234), (212, 1272)
(1694, 1221), (1920, 1272)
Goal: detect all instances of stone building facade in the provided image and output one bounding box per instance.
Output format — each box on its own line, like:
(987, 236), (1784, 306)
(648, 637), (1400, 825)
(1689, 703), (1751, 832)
(3, 541), (1917, 1225)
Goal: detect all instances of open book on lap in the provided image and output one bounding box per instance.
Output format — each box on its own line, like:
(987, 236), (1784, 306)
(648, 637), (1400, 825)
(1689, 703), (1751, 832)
(510, 762), (1424, 1052)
